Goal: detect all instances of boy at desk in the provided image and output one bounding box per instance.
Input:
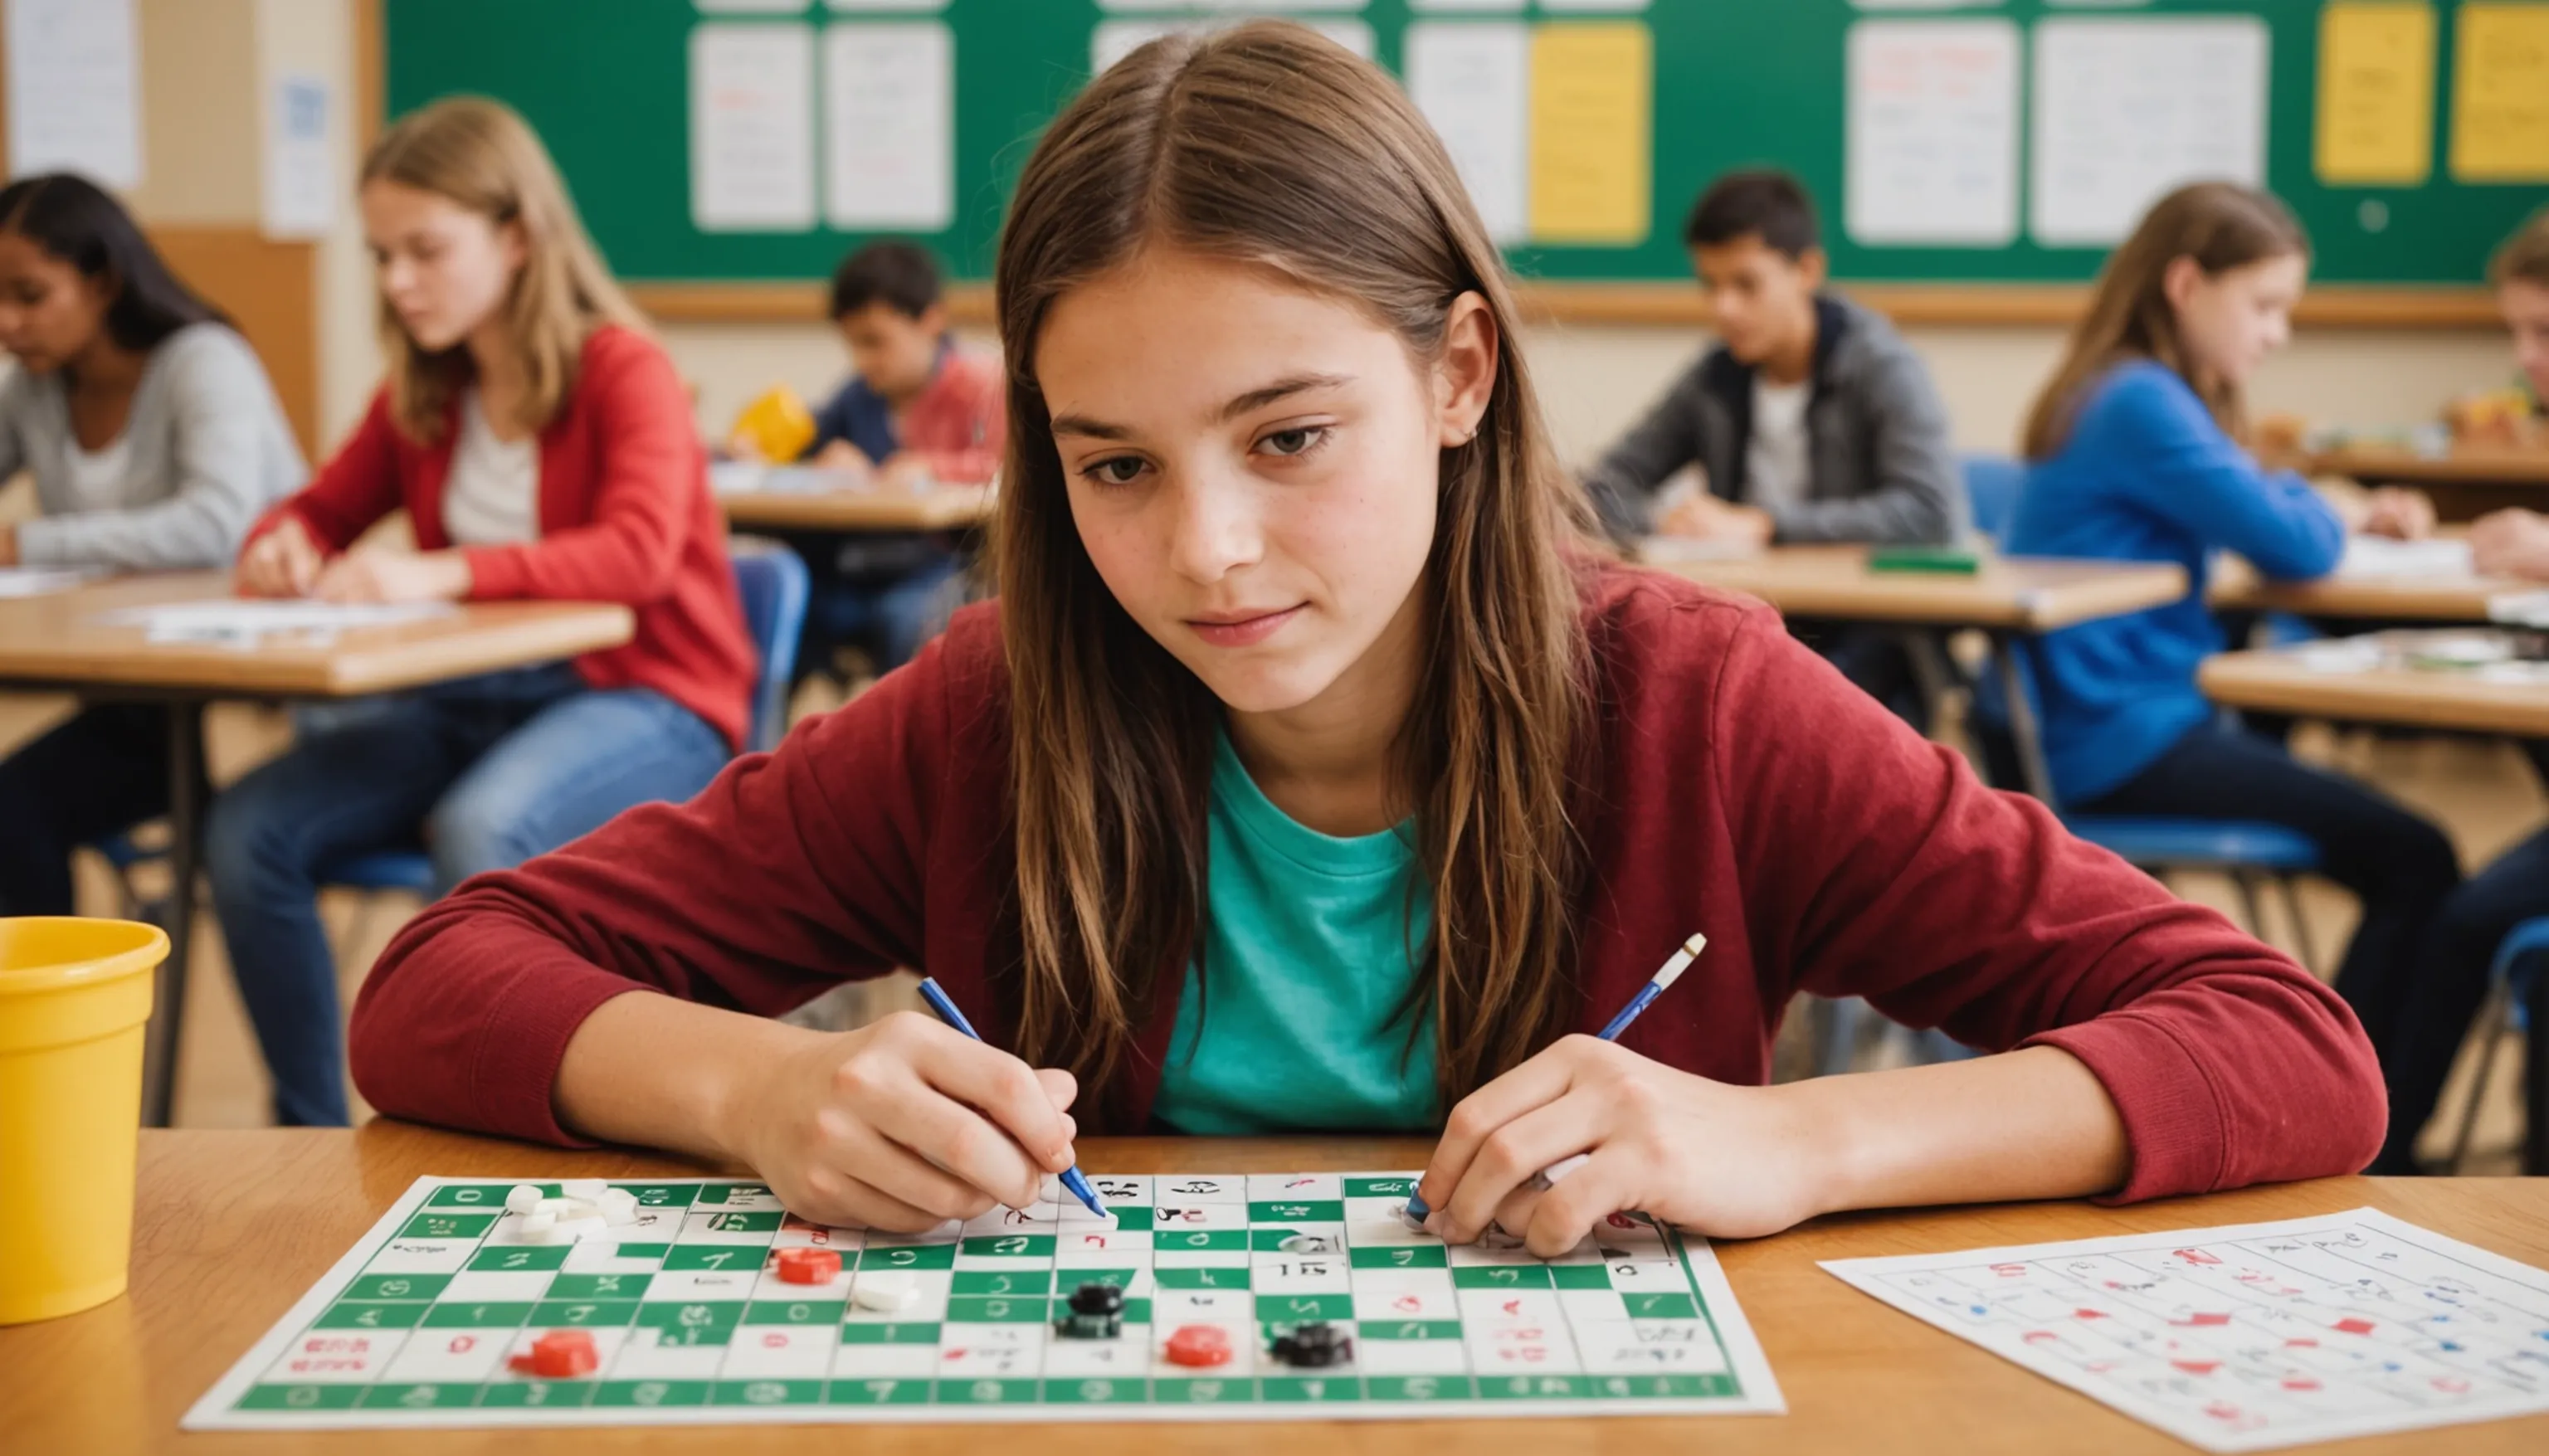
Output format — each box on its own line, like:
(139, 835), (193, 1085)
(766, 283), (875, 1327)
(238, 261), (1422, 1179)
(763, 241), (1005, 684)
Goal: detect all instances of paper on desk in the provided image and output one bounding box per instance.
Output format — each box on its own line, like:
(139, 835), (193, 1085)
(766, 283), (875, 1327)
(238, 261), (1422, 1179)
(1636, 535), (1766, 565)
(2488, 590), (2549, 628)
(0, 565), (108, 597)
(100, 599), (456, 647)
(1822, 1206), (2549, 1453)
(2337, 535), (2473, 579)
(709, 460), (880, 496)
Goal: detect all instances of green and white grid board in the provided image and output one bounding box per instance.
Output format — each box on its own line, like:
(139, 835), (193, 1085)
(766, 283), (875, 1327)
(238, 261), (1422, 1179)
(183, 1172), (1785, 1428)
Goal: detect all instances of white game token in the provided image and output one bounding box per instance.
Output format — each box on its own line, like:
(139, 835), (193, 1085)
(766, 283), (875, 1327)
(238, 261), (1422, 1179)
(504, 1184), (543, 1215)
(851, 1271), (917, 1312)
(549, 1215), (609, 1244)
(561, 1178), (610, 1200)
(518, 1210), (557, 1237)
(597, 1189), (641, 1226)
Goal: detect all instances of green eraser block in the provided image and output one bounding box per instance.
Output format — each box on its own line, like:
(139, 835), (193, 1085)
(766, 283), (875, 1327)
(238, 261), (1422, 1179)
(1867, 547), (1981, 575)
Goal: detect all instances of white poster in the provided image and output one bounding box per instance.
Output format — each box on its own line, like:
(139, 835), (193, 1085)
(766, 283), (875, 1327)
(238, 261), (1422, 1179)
(2030, 16), (2269, 246)
(5, 0), (143, 187)
(1406, 22), (1530, 244)
(690, 23), (818, 231)
(262, 73), (336, 240)
(1845, 18), (2019, 246)
(824, 22), (954, 231)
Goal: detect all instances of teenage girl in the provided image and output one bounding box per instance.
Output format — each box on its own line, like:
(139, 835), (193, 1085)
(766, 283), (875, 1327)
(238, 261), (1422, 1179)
(210, 99), (755, 1126)
(349, 28), (2379, 1244)
(2003, 182), (2459, 1173)
(0, 173), (303, 918)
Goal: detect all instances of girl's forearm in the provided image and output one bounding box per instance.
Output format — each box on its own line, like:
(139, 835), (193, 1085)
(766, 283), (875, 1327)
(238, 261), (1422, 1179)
(552, 990), (827, 1160)
(1790, 1045), (2131, 1216)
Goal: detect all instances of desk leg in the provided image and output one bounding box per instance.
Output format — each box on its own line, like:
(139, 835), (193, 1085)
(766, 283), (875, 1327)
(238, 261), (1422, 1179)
(139, 700), (204, 1128)
(1990, 632), (2057, 804)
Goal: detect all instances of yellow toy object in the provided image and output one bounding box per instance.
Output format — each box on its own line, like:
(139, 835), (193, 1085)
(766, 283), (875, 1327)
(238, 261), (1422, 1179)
(730, 385), (818, 464)
(0, 918), (164, 1324)
(2447, 387), (2541, 447)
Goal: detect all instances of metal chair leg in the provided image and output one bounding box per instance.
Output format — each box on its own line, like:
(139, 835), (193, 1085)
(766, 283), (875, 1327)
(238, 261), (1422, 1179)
(2276, 875), (2318, 975)
(2445, 986), (2513, 1173)
(2231, 871), (2269, 944)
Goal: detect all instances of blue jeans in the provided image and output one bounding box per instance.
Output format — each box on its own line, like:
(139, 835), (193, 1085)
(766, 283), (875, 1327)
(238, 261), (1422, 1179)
(796, 549), (961, 683)
(205, 664), (729, 1126)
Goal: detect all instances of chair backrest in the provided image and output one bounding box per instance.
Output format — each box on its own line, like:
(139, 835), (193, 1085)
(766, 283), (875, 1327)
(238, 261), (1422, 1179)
(728, 538), (811, 753)
(1962, 454), (2027, 542)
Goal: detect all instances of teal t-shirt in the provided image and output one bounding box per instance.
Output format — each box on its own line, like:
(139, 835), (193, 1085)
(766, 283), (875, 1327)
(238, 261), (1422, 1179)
(1152, 733), (1439, 1135)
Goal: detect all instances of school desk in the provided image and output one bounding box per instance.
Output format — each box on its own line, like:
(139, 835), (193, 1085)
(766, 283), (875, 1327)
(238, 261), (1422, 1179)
(2210, 532), (2517, 623)
(1641, 544), (2190, 801)
(719, 485), (992, 534)
(2200, 644), (2549, 740)
(0, 1125), (2538, 1454)
(0, 571), (634, 1127)
(2303, 444), (2549, 525)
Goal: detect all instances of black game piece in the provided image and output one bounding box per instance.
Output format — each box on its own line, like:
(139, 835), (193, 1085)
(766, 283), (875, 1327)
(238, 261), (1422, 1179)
(1055, 1281), (1126, 1339)
(1270, 1319), (1353, 1368)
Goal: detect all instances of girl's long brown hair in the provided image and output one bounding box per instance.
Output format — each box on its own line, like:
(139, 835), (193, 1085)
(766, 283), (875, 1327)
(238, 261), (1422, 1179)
(2021, 182), (2308, 460)
(992, 22), (1597, 1122)
(361, 97), (642, 442)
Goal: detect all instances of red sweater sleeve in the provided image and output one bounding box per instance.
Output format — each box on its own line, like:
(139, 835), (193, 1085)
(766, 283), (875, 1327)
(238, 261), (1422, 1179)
(909, 361), (1006, 486)
(348, 622), (958, 1144)
(245, 388), (404, 556)
(461, 331), (707, 605)
(1706, 606), (2385, 1200)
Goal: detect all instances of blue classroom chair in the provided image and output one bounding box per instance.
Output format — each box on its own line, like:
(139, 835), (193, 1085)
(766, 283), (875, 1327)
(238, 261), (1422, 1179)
(2444, 916), (2548, 1173)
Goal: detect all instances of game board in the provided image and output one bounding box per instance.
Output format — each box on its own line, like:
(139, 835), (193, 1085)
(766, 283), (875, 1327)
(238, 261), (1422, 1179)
(1821, 1207), (2549, 1453)
(183, 1172), (1783, 1429)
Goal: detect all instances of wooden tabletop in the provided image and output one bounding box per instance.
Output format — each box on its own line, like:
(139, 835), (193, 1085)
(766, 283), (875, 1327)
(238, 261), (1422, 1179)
(5, 1125), (2541, 1454)
(0, 572), (634, 698)
(720, 486), (992, 533)
(2201, 645), (2549, 738)
(2210, 561), (2522, 622)
(2304, 442), (2549, 489)
(1641, 543), (2189, 631)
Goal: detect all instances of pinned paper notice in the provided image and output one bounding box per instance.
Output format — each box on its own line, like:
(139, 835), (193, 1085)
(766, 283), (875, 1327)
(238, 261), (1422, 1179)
(1528, 23), (1650, 246)
(2315, 2), (2436, 185)
(2450, 3), (2549, 182)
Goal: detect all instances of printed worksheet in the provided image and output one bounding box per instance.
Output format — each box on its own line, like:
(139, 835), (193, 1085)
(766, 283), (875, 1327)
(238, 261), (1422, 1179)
(1821, 1208), (2549, 1452)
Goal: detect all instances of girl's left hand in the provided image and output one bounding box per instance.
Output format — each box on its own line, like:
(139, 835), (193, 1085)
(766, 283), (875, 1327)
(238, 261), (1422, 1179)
(312, 548), (471, 605)
(1414, 1035), (1837, 1256)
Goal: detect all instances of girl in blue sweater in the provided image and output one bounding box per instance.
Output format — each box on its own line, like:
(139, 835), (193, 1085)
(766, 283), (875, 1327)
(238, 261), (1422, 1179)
(2005, 183), (2459, 1172)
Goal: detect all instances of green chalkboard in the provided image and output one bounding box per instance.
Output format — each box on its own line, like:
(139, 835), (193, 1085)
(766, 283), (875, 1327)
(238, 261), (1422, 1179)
(383, 1), (2544, 289)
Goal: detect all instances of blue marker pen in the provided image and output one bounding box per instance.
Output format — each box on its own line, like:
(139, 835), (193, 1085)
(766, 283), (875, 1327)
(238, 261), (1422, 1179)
(1403, 933), (1706, 1228)
(914, 976), (1110, 1221)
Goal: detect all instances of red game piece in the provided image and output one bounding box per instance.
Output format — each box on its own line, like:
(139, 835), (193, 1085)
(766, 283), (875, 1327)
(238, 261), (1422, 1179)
(508, 1329), (599, 1379)
(1163, 1324), (1232, 1368)
(774, 1247), (842, 1285)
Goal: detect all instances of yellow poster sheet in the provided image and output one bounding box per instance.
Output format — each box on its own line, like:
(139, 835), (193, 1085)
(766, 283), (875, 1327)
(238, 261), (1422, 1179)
(2316, 2), (2436, 183)
(1528, 22), (1650, 246)
(2450, 2), (2549, 181)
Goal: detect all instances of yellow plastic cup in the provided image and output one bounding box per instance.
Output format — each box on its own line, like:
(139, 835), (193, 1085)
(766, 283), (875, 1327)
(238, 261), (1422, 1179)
(0, 917), (163, 1324)
(731, 385), (817, 465)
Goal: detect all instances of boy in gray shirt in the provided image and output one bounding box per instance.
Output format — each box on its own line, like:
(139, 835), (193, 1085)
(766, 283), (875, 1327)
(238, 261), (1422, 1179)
(1583, 171), (1965, 548)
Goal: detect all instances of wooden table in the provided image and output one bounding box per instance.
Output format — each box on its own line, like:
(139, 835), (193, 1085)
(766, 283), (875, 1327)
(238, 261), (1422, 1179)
(2201, 644), (2549, 738)
(3, 1126), (2541, 1454)
(2304, 443), (2549, 523)
(2210, 560), (2522, 621)
(720, 485), (991, 533)
(1642, 544), (2191, 799)
(0, 572), (635, 1124)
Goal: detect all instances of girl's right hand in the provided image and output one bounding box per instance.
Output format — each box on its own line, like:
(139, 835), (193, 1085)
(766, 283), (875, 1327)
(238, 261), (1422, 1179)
(236, 516), (323, 598)
(725, 1010), (1081, 1232)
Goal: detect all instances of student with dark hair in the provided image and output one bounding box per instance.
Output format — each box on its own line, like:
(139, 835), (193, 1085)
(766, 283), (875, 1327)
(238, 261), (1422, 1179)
(776, 239), (1004, 682)
(1582, 169), (1963, 548)
(0, 171), (305, 920)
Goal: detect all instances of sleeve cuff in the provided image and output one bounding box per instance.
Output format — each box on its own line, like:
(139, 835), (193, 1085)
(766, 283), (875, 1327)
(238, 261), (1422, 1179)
(2024, 1010), (2230, 1204)
(466, 971), (656, 1147)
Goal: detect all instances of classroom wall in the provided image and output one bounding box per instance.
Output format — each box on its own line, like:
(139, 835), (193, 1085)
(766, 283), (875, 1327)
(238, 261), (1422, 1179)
(649, 317), (2517, 470)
